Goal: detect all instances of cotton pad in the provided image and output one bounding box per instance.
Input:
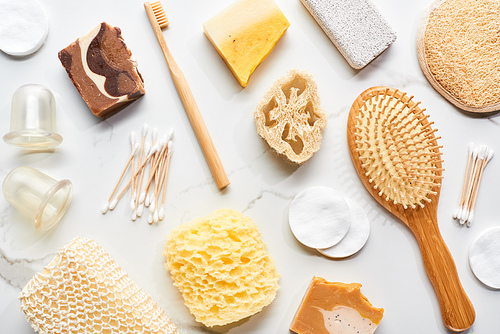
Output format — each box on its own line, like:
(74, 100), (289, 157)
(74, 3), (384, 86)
(469, 226), (500, 289)
(0, 0), (49, 56)
(289, 186), (350, 249)
(317, 197), (370, 258)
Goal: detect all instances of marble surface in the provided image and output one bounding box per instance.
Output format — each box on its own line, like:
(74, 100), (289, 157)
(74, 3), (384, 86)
(1, 0), (499, 333)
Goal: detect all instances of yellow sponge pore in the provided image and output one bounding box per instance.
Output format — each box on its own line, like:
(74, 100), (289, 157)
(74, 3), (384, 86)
(164, 209), (280, 327)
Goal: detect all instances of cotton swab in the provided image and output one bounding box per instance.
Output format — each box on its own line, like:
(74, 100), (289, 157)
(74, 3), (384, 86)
(462, 146), (485, 224)
(105, 143), (159, 210)
(103, 126), (175, 223)
(453, 143), (473, 219)
(466, 148), (493, 226)
(159, 140), (173, 221)
(102, 143), (140, 214)
(130, 124), (149, 211)
(454, 144), (493, 226)
(134, 140), (151, 217)
(129, 131), (138, 210)
(459, 146), (480, 225)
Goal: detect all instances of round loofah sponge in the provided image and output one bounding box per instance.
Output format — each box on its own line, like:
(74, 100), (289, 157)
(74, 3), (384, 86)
(164, 209), (280, 327)
(254, 69), (327, 164)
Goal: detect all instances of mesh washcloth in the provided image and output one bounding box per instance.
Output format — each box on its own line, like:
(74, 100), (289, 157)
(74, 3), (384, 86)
(19, 237), (179, 334)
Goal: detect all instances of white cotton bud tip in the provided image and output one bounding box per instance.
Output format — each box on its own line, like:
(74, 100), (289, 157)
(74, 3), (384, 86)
(467, 211), (475, 226)
(468, 142), (474, 153)
(152, 128), (159, 141)
(148, 213), (153, 224)
(167, 128), (174, 141)
(139, 191), (146, 203)
(109, 199), (118, 210)
(159, 206), (165, 220)
(486, 149), (494, 162)
(480, 145), (487, 159)
(167, 140), (173, 153)
(130, 199), (136, 211)
(145, 194), (151, 207)
(148, 144), (158, 157)
(453, 207), (460, 220)
(460, 209), (469, 222)
(101, 202), (109, 214)
(131, 211), (137, 221)
(130, 131), (137, 146)
(472, 146), (479, 158)
(137, 203), (144, 217)
(132, 143), (140, 154)
(144, 141), (152, 155)
(142, 124), (149, 136)
(150, 200), (156, 212)
(154, 210), (159, 223)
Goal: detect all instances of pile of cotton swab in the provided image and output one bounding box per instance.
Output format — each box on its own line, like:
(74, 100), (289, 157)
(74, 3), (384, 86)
(102, 124), (174, 224)
(453, 143), (493, 226)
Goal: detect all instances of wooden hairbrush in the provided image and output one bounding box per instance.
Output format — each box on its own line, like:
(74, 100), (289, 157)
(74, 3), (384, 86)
(347, 86), (475, 331)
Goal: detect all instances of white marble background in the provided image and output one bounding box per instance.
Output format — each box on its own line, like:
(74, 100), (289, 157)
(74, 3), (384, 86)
(1, 0), (499, 333)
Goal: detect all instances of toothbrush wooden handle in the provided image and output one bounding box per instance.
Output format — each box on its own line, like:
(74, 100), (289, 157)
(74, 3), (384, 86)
(145, 3), (229, 189)
(410, 213), (475, 332)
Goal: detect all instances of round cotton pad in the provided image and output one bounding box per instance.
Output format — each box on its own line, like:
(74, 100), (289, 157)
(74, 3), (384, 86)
(469, 226), (500, 289)
(289, 186), (351, 249)
(0, 0), (49, 56)
(317, 198), (370, 258)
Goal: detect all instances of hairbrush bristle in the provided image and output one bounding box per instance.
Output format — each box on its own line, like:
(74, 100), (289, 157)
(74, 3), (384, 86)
(354, 88), (443, 209)
(151, 1), (169, 29)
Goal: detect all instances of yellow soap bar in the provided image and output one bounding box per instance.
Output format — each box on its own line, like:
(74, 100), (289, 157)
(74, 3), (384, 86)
(203, 0), (290, 87)
(290, 277), (384, 334)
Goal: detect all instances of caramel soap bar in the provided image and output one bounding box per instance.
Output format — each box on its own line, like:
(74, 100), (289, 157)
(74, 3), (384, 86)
(58, 22), (145, 117)
(290, 277), (384, 334)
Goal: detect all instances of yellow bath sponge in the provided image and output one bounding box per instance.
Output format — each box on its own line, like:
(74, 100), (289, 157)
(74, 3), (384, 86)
(164, 209), (279, 327)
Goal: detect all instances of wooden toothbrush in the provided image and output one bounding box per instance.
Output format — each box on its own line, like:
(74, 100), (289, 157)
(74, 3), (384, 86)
(347, 86), (475, 332)
(144, 1), (229, 189)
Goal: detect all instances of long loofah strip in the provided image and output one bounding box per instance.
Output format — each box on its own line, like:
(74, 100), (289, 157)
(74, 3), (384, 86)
(20, 237), (180, 334)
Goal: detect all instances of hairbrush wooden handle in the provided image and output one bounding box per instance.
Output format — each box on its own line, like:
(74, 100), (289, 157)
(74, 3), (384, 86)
(145, 2), (229, 189)
(409, 211), (475, 332)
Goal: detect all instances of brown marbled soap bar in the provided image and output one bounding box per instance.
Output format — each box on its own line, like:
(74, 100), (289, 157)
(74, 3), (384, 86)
(58, 22), (145, 117)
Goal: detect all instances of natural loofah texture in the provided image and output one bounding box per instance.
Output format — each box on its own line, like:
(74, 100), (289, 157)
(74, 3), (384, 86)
(20, 237), (179, 334)
(164, 209), (279, 327)
(254, 69), (327, 164)
(421, 0), (500, 110)
(352, 87), (443, 209)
